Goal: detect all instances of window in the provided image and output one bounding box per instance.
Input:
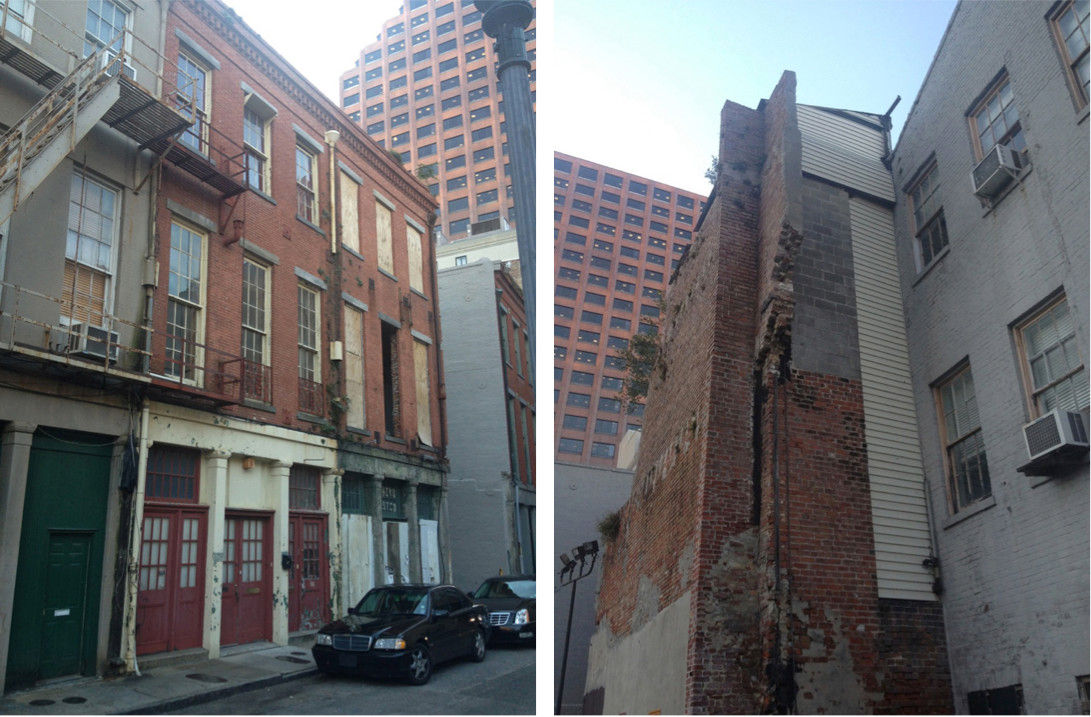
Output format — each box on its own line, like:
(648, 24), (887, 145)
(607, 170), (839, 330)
(967, 684), (1024, 715)
(607, 336), (629, 351)
(629, 180), (647, 196)
(1050, 0), (1090, 107)
(465, 47), (485, 63)
(555, 304), (574, 319)
(447, 196), (468, 213)
(412, 30), (429, 45)
(444, 115), (463, 130)
(577, 330), (600, 345)
(574, 350), (597, 365)
(84, 0), (129, 58)
(289, 464), (321, 510)
(595, 419), (618, 435)
(342, 92), (359, 108)
(555, 157), (573, 173)
(601, 376), (622, 391)
(64, 172), (118, 328)
(570, 371), (594, 386)
(366, 120), (384, 135)
(343, 303), (366, 428)
(589, 256), (611, 270)
(146, 446), (200, 502)
(617, 263), (637, 276)
(441, 95), (461, 111)
(296, 145), (318, 224)
(591, 442), (616, 459)
(563, 414), (588, 430)
(176, 51), (210, 155)
(587, 274), (608, 288)
(651, 205), (669, 218)
(627, 198), (645, 211)
(610, 317), (631, 331)
(241, 257), (270, 400)
(678, 195), (695, 209)
(471, 126), (493, 143)
(415, 104), (434, 119)
(414, 67), (432, 81)
(446, 175), (467, 190)
(297, 284), (322, 413)
(653, 187), (672, 202)
(454, 255), (468, 267)
(376, 199), (394, 275)
(936, 365), (990, 512)
(477, 189), (497, 204)
(554, 325), (570, 339)
(436, 2), (454, 16)
(365, 67), (382, 81)
(243, 105), (271, 192)
(468, 86), (489, 102)
(418, 143), (436, 158)
(470, 106), (491, 122)
(415, 86), (433, 101)
(555, 347), (567, 360)
(444, 135), (465, 151)
(439, 57), (459, 72)
(613, 298), (633, 312)
(389, 76), (407, 90)
(572, 199), (592, 213)
(1015, 298), (1087, 413)
(3, 0), (33, 41)
(437, 19), (455, 36)
(165, 220), (206, 382)
(907, 162), (949, 270)
(381, 321), (401, 437)
(558, 438), (584, 455)
(970, 75), (1025, 158)
(567, 392), (590, 408)
(645, 269), (664, 283)
(599, 397), (621, 413)
(407, 223), (424, 293)
(417, 123), (436, 138)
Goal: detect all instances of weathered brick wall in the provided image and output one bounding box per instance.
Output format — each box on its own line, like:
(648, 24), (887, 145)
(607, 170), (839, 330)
(158, 0), (441, 451)
(876, 599), (953, 714)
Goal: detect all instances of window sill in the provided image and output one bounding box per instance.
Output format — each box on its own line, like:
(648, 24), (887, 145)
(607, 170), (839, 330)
(242, 398), (276, 414)
(912, 246), (950, 287)
(343, 246), (367, 262)
(296, 215), (326, 238)
(942, 494), (996, 530)
(250, 188), (277, 206)
(384, 434), (407, 445)
(347, 426), (375, 438)
(378, 267), (398, 282)
(410, 287), (429, 300)
(297, 411), (327, 424)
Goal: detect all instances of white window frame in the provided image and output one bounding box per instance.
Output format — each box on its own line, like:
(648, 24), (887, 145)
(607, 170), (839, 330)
(63, 170), (120, 328)
(83, 0), (132, 59)
(4, 0), (35, 43)
(934, 364), (991, 512)
(1014, 296), (1088, 416)
(241, 255), (270, 366)
(298, 283), (321, 384)
(242, 99), (273, 193)
(165, 218), (207, 385)
(295, 144), (318, 224)
(176, 49), (211, 155)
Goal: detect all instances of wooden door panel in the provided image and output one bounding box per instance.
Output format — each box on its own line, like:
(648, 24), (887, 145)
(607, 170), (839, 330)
(40, 533), (92, 679)
(136, 513), (171, 655)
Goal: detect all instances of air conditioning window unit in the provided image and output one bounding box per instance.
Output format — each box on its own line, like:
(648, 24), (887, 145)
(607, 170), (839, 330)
(971, 143), (1023, 198)
(101, 50), (137, 81)
(1022, 408), (1088, 462)
(68, 322), (119, 363)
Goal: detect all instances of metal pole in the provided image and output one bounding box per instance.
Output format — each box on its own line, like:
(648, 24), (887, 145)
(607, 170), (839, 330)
(478, 0), (535, 376)
(556, 578), (578, 714)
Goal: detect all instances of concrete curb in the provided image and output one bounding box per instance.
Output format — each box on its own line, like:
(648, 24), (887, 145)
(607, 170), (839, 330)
(119, 667), (318, 715)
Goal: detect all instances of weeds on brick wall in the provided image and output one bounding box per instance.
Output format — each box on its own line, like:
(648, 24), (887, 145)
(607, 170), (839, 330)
(597, 511), (621, 542)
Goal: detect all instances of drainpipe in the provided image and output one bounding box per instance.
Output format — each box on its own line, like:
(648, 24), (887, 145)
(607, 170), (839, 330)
(123, 401), (151, 675)
(325, 130), (339, 255)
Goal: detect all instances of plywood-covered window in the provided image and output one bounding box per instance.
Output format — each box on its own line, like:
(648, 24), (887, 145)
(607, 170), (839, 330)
(376, 199), (394, 275)
(340, 171), (360, 252)
(407, 223), (424, 292)
(64, 171), (118, 327)
(344, 304), (366, 428)
(413, 338), (432, 446)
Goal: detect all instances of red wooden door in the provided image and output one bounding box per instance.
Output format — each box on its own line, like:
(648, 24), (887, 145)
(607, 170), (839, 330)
(220, 515), (270, 646)
(136, 508), (206, 655)
(288, 514), (328, 632)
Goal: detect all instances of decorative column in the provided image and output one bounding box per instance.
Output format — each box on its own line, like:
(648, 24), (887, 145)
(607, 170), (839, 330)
(406, 476), (421, 582)
(367, 474), (385, 587)
(0, 422), (35, 694)
(271, 460), (291, 645)
(203, 450), (230, 658)
(323, 467), (344, 617)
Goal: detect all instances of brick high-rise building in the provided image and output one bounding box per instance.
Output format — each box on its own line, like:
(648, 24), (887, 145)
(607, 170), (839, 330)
(339, 0), (535, 242)
(553, 151), (706, 466)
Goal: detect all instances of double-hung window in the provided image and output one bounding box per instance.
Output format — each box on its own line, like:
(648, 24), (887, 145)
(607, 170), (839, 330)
(64, 171), (118, 328)
(176, 51), (210, 154)
(5, 0), (34, 43)
(243, 106), (271, 192)
(907, 161), (949, 270)
(1015, 297), (1088, 414)
(1049, 0), (1090, 108)
(296, 145), (318, 224)
(84, 0), (129, 59)
(969, 75), (1025, 158)
(241, 257), (270, 401)
(298, 284), (323, 414)
(166, 220), (206, 383)
(935, 365), (990, 511)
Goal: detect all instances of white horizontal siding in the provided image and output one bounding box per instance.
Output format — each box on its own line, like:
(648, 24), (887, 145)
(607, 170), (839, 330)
(850, 198), (936, 602)
(798, 105), (895, 202)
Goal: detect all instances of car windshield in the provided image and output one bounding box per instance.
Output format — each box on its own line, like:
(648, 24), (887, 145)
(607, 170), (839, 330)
(353, 588), (430, 616)
(474, 579), (535, 599)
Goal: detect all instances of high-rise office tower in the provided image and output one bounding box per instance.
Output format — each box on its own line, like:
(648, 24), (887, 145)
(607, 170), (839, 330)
(553, 151), (706, 466)
(339, 0), (536, 242)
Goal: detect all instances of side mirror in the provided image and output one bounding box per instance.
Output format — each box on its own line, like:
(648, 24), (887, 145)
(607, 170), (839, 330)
(432, 608), (449, 618)
(466, 591), (474, 600)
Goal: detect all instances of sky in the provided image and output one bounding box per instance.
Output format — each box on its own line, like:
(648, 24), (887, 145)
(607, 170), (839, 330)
(224, 0), (958, 196)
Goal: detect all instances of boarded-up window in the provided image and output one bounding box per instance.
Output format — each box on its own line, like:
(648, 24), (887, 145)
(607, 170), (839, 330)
(413, 339), (432, 446)
(344, 304), (366, 428)
(376, 200), (393, 274)
(340, 171), (360, 252)
(407, 224), (423, 292)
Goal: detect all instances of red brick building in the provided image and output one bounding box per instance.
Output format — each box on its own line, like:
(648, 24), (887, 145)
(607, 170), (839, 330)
(584, 72), (952, 714)
(553, 152), (705, 466)
(339, 0), (535, 242)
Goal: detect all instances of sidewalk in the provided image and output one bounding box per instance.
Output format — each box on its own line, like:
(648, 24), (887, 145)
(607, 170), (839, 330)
(0, 642), (317, 715)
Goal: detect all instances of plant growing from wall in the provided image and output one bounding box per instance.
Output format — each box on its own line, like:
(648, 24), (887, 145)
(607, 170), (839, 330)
(597, 510), (621, 543)
(615, 314), (663, 412)
(705, 154), (721, 185)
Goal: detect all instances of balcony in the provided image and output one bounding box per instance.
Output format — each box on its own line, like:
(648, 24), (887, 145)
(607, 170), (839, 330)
(146, 332), (250, 408)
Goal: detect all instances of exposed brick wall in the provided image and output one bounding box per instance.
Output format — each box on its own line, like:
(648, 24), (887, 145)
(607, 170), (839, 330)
(156, 0), (442, 457)
(876, 599), (953, 714)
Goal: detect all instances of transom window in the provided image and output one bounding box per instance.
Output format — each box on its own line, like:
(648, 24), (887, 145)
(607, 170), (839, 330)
(146, 445), (200, 502)
(936, 365), (990, 511)
(1016, 298), (1087, 414)
(970, 75), (1025, 158)
(289, 464), (321, 510)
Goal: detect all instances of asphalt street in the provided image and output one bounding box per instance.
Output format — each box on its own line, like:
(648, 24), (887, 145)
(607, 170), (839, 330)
(164, 643), (536, 714)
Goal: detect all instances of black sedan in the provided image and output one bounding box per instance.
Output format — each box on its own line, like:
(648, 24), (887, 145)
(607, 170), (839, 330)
(471, 575), (535, 645)
(312, 584), (488, 685)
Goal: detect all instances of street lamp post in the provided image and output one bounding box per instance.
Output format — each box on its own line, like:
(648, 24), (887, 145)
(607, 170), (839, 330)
(556, 540), (599, 715)
(476, 0), (535, 375)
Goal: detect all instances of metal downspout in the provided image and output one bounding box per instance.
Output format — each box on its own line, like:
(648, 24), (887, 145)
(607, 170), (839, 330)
(123, 402), (150, 675)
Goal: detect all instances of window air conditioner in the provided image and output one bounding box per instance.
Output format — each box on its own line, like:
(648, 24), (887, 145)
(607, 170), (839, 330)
(101, 50), (137, 81)
(68, 322), (119, 363)
(971, 144), (1022, 198)
(1022, 408), (1088, 462)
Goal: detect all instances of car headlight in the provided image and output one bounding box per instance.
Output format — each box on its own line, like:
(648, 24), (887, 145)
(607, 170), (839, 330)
(513, 608), (530, 626)
(315, 633), (332, 646)
(373, 637), (406, 650)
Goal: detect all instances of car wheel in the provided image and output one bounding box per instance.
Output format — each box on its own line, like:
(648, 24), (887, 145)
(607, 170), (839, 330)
(469, 628), (487, 662)
(407, 645), (432, 685)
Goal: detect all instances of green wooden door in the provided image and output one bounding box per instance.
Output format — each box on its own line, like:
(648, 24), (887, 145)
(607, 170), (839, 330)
(5, 429), (111, 690)
(40, 533), (92, 679)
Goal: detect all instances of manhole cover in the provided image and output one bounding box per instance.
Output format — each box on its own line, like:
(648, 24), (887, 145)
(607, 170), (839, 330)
(62, 697), (87, 704)
(29, 699), (55, 706)
(185, 673), (227, 683)
(276, 656), (310, 664)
